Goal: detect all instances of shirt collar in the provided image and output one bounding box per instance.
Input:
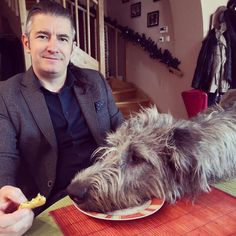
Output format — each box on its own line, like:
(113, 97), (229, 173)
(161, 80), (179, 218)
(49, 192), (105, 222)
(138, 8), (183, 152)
(40, 68), (76, 94)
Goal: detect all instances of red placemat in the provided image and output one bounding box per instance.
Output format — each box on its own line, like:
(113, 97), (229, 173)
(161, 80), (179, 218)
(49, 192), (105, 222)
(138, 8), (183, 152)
(49, 188), (236, 235)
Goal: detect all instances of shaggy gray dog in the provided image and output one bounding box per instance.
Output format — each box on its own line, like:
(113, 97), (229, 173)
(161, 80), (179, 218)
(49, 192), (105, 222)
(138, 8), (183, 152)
(67, 92), (236, 213)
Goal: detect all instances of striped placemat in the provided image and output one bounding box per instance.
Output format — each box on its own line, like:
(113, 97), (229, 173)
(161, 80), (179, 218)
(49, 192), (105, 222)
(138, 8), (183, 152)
(49, 188), (236, 236)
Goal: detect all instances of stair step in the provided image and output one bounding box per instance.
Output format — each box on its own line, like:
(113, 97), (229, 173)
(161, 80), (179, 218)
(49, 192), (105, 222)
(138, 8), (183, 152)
(108, 77), (134, 91)
(116, 97), (150, 105)
(108, 77), (152, 118)
(117, 99), (152, 118)
(112, 87), (137, 102)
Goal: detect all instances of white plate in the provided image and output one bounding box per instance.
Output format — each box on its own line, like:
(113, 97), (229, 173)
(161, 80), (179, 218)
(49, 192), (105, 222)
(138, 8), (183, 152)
(73, 197), (165, 221)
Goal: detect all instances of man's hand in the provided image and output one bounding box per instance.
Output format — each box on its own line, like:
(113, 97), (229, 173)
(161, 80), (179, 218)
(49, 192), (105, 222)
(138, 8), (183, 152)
(0, 186), (34, 236)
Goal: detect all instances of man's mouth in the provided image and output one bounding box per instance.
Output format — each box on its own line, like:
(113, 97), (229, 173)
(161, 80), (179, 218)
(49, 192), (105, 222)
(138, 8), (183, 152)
(43, 56), (61, 61)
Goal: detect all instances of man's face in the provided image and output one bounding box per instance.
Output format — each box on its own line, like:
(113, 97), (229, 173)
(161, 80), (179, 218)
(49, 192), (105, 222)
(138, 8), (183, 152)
(22, 14), (74, 79)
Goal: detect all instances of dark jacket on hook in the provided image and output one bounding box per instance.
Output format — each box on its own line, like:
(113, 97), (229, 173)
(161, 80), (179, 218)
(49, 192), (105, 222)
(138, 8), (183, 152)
(192, 10), (235, 91)
(191, 29), (218, 91)
(224, 7), (236, 87)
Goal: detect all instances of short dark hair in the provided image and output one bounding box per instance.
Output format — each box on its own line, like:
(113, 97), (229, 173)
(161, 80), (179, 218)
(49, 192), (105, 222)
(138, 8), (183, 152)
(227, 0), (236, 9)
(25, 0), (75, 37)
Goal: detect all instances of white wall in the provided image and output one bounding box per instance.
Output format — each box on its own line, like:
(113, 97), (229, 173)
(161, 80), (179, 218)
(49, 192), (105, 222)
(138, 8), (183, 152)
(168, 0), (203, 118)
(106, 0), (229, 118)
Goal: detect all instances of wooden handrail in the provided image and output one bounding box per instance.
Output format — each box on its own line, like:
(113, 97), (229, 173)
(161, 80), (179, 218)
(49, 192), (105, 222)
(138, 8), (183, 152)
(168, 67), (184, 77)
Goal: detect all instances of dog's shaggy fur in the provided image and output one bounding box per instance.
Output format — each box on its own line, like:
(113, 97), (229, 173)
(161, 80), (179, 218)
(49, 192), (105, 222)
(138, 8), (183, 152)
(67, 92), (236, 213)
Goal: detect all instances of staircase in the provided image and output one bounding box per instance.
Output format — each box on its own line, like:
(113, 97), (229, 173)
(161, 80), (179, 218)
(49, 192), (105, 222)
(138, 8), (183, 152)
(108, 78), (153, 118)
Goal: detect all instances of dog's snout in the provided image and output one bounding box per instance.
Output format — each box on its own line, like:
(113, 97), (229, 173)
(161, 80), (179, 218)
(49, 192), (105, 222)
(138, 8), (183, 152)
(67, 182), (89, 204)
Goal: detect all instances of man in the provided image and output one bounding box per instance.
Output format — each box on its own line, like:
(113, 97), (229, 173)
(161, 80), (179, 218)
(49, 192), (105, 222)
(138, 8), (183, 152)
(0, 1), (123, 235)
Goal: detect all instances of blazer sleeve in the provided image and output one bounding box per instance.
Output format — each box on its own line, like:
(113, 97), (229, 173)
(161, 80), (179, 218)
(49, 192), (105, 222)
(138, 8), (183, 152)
(0, 94), (19, 187)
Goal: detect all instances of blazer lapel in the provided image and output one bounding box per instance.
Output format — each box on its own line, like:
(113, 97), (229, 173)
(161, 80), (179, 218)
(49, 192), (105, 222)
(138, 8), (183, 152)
(74, 86), (103, 144)
(20, 68), (57, 149)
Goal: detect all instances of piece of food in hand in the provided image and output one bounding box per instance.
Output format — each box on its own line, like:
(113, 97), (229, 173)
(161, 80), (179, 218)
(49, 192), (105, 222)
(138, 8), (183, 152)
(19, 193), (46, 209)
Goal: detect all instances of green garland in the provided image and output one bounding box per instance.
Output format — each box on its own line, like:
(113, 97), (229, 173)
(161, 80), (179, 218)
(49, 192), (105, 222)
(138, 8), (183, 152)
(105, 16), (181, 70)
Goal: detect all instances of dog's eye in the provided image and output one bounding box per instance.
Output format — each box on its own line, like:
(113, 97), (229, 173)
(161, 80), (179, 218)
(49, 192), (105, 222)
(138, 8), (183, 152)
(130, 154), (144, 165)
(125, 148), (145, 166)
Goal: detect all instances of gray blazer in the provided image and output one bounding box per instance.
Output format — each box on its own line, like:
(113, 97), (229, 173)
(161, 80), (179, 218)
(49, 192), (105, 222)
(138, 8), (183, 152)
(0, 66), (123, 199)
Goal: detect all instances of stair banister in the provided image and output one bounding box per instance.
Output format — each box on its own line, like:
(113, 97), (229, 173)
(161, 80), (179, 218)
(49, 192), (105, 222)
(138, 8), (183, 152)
(97, 0), (105, 75)
(17, 0), (31, 70)
(86, 0), (91, 55)
(74, 0), (80, 47)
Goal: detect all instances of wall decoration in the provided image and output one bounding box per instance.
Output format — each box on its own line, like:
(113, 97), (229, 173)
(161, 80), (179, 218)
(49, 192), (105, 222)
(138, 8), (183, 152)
(147, 11), (159, 27)
(122, 0), (129, 3)
(131, 2), (141, 18)
(160, 26), (168, 33)
(153, 0), (160, 2)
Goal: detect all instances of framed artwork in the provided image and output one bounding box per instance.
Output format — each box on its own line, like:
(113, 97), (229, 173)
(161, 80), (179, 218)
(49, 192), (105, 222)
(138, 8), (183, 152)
(147, 11), (159, 27)
(122, 0), (129, 3)
(131, 2), (141, 18)
(153, 0), (160, 1)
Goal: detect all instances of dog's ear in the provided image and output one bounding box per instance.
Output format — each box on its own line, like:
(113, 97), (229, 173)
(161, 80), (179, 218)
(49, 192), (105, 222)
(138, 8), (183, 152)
(172, 127), (197, 150)
(169, 127), (200, 172)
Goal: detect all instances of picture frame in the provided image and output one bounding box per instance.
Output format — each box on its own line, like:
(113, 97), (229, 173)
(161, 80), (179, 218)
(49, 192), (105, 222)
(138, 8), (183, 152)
(122, 0), (129, 3)
(147, 11), (159, 27)
(131, 2), (141, 18)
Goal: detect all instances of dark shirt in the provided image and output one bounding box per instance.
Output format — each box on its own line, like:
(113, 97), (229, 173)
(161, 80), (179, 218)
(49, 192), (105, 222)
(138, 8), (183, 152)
(41, 70), (98, 197)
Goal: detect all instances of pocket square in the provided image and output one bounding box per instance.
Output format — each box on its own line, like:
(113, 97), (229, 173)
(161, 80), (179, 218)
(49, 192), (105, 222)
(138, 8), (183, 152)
(94, 101), (104, 112)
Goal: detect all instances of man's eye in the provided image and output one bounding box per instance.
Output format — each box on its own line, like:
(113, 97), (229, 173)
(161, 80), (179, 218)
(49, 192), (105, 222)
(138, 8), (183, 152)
(37, 35), (48, 40)
(59, 37), (68, 42)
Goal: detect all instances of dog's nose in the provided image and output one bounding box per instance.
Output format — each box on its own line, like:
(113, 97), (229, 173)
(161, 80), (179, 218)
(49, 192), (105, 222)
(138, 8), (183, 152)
(66, 182), (88, 204)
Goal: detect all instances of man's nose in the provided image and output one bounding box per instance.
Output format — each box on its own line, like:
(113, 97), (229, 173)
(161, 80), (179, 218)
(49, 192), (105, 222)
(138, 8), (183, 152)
(47, 37), (59, 53)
